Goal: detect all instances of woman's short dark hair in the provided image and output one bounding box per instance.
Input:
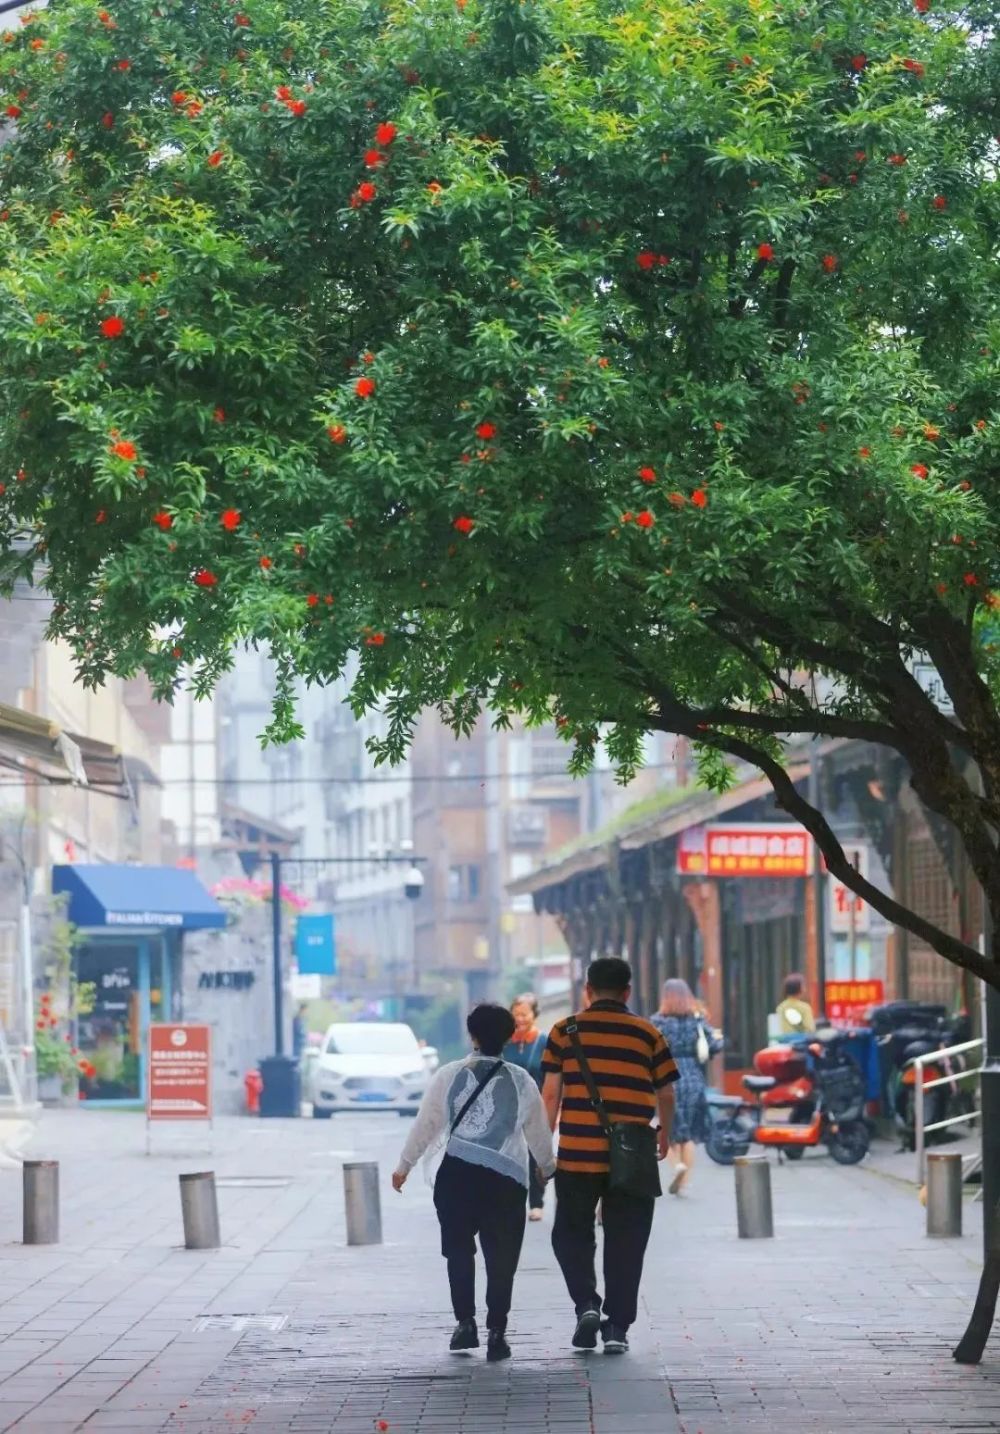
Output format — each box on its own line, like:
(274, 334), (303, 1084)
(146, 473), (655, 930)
(467, 1002), (516, 1056)
(783, 972), (806, 998)
(587, 957), (632, 995)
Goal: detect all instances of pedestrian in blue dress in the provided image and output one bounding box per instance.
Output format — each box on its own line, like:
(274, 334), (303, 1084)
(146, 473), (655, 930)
(650, 979), (723, 1195)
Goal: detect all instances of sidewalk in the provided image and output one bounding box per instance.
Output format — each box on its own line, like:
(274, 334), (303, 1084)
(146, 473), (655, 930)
(0, 1110), (996, 1434)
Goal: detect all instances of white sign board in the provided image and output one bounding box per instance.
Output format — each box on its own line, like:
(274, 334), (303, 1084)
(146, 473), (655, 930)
(828, 841), (871, 935)
(909, 659), (955, 715)
(290, 972), (322, 1000)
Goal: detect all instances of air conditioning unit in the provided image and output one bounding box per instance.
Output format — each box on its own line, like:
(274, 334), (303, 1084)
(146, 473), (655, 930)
(508, 806), (547, 847)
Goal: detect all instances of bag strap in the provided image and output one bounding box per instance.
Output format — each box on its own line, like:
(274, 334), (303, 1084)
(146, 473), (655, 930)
(450, 1060), (504, 1136)
(565, 1021), (613, 1137)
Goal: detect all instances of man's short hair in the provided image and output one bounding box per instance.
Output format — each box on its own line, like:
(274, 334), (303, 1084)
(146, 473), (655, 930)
(467, 1002), (516, 1056)
(587, 957), (632, 996)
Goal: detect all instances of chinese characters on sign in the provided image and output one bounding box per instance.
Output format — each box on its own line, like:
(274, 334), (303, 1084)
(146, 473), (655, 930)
(908, 659), (955, 716)
(147, 1024), (211, 1121)
(825, 979), (884, 1025)
(827, 841), (871, 934)
(677, 824), (812, 878)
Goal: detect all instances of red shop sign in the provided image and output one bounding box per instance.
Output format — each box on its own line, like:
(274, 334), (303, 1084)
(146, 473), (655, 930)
(147, 1024), (212, 1121)
(678, 823), (811, 878)
(825, 979), (884, 1025)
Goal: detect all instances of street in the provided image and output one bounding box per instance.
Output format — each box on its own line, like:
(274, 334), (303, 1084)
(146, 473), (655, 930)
(0, 1111), (995, 1433)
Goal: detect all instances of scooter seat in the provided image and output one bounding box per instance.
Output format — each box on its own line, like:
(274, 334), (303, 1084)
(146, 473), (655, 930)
(743, 1074), (777, 1092)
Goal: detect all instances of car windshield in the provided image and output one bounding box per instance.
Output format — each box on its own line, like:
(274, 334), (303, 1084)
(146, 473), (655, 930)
(324, 1025), (419, 1056)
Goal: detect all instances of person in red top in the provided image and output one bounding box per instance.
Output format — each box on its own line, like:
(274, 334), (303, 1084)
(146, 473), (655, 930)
(542, 957), (678, 1354)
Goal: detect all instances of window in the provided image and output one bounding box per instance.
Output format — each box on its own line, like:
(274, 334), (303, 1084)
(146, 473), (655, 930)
(447, 865), (481, 903)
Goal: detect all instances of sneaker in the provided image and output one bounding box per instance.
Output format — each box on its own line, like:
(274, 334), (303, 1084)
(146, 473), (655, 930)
(601, 1321), (629, 1354)
(528, 1207), (544, 1222)
(668, 1162), (688, 1196)
(486, 1329), (511, 1362)
(572, 1306), (601, 1350)
(449, 1318), (479, 1352)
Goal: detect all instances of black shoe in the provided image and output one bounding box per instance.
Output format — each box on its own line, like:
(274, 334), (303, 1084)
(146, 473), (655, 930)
(572, 1306), (601, 1350)
(450, 1318), (479, 1352)
(487, 1329), (511, 1362)
(601, 1320), (629, 1354)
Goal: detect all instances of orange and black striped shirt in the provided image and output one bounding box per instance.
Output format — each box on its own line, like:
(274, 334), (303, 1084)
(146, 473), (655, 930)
(542, 1000), (679, 1174)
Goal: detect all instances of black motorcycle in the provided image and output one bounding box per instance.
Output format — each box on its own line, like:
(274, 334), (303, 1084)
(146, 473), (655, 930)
(869, 1002), (974, 1151)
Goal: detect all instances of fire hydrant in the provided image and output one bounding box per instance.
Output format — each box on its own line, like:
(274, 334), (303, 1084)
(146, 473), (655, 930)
(244, 1068), (263, 1115)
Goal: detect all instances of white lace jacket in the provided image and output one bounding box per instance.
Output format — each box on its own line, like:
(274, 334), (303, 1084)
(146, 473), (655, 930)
(397, 1055), (557, 1188)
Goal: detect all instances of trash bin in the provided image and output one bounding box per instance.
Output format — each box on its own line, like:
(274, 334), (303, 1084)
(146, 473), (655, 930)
(258, 1055), (301, 1119)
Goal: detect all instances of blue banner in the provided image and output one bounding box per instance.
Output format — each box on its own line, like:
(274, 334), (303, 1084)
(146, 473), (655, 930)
(295, 913), (336, 975)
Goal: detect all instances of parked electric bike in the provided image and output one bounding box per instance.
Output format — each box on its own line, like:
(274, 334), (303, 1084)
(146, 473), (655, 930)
(706, 1029), (870, 1166)
(869, 1002), (974, 1151)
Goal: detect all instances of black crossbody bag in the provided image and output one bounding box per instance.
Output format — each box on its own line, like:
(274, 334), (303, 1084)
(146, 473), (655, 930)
(566, 1022), (661, 1199)
(450, 1060), (504, 1136)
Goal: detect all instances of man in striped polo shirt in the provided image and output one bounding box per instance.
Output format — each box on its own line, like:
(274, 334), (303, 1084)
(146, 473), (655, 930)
(542, 957), (678, 1354)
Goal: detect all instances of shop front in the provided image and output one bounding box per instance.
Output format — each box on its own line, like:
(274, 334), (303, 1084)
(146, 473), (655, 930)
(52, 865), (225, 1106)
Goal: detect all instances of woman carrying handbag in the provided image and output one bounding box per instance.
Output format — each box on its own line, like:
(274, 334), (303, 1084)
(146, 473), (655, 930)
(650, 978), (724, 1196)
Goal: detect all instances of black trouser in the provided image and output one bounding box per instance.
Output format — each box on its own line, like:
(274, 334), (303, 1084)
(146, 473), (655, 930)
(528, 1155), (545, 1209)
(433, 1154), (527, 1332)
(552, 1170), (655, 1330)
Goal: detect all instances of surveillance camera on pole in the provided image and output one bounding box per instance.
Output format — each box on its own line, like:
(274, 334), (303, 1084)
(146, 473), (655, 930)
(404, 864), (425, 900)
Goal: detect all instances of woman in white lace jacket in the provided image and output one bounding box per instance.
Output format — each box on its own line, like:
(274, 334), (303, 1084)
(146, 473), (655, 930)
(392, 1003), (556, 1363)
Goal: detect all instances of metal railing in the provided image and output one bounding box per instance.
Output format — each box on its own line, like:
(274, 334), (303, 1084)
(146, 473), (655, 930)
(913, 1038), (984, 1184)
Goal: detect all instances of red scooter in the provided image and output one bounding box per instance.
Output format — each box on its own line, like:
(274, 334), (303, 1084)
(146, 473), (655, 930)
(706, 1029), (870, 1166)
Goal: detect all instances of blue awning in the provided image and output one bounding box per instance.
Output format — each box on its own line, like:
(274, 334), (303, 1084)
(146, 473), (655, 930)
(52, 864), (226, 932)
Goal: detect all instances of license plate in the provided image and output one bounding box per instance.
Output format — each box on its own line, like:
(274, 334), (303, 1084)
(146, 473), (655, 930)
(355, 1091), (390, 1102)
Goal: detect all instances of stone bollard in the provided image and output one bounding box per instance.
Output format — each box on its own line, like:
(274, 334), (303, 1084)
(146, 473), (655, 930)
(926, 1152), (962, 1238)
(735, 1155), (773, 1239)
(344, 1161), (382, 1246)
(179, 1172), (221, 1250)
(23, 1160), (59, 1245)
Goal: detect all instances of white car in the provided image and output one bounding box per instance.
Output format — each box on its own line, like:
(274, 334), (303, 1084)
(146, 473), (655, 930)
(311, 1022), (429, 1118)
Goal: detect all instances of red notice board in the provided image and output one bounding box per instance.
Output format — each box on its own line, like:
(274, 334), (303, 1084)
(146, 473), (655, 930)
(147, 1024), (212, 1121)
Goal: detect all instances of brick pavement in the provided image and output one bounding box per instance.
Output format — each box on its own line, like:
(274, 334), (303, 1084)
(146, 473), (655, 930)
(0, 1110), (996, 1433)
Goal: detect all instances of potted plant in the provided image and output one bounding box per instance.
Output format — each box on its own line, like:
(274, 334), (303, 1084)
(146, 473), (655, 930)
(34, 994), (81, 1104)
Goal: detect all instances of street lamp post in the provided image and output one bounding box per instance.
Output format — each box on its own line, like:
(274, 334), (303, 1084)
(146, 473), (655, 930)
(253, 850), (427, 1118)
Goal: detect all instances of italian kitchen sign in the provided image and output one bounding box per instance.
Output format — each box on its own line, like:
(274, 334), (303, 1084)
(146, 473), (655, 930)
(677, 823), (812, 878)
(147, 1024), (211, 1121)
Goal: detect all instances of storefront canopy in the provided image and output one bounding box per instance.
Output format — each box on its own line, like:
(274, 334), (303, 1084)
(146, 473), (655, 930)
(52, 864), (226, 931)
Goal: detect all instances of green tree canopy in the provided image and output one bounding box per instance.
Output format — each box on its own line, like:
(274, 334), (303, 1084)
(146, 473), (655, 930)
(1, 0), (999, 984)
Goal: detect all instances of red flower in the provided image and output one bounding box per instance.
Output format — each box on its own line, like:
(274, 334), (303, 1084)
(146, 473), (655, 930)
(666, 491), (685, 508)
(186, 100), (203, 117)
(636, 250), (657, 270)
(355, 181), (377, 203)
(756, 242), (774, 262)
(898, 209), (909, 225)
(220, 508), (241, 531)
(327, 424), (347, 444)
(850, 54), (867, 71)
(635, 509), (655, 529)
(475, 421), (496, 441)
(152, 511), (172, 530)
(964, 573), (979, 587)
(914, 0), (930, 9)
(355, 376), (376, 398)
(171, 90), (189, 105)
(99, 315), (125, 339)
(931, 194), (947, 211)
(365, 631), (386, 646)
(620, 511), (633, 523)
(638, 466), (656, 484)
(821, 254), (838, 273)
(95, 509), (107, 524)
(213, 406), (225, 423)
(234, 13), (250, 25)
(365, 148), (386, 168)
(287, 99), (306, 117)
(110, 439), (137, 461)
(923, 424), (941, 441)
(194, 569), (217, 587)
(275, 85), (292, 100)
(98, 10), (116, 26)
(375, 121), (397, 146)
(259, 555), (272, 569)
(858, 446), (871, 458)
(903, 58), (925, 78)
(887, 153), (907, 167)
(306, 593), (319, 607)
(207, 149), (224, 167)
(101, 111), (114, 129)
(5, 104), (21, 118)
(690, 489), (708, 509)
(427, 181), (443, 195)
(115, 58), (131, 71)
(453, 515), (475, 535)
(911, 463), (929, 479)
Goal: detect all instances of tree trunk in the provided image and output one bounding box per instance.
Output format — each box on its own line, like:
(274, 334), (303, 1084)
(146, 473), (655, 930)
(953, 976), (1000, 1363)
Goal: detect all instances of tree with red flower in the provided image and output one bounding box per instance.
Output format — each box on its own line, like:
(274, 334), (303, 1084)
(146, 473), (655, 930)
(220, 509), (241, 531)
(355, 377), (376, 398)
(99, 315), (125, 339)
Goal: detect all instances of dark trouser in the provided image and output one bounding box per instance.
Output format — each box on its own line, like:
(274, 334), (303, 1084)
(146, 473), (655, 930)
(433, 1154), (527, 1332)
(552, 1170), (655, 1330)
(528, 1155), (545, 1210)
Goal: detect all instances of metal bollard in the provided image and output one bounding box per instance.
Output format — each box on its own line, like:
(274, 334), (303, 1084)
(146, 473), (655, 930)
(344, 1161), (382, 1246)
(926, 1152), (962, 1238)
(23, 1160), (59, 1245)
(734, 1155), (773, 1239)
(179, 1171), (221, 1250)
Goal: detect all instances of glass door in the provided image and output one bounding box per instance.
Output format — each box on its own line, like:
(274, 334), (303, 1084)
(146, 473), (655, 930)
(75, 940), (149, 1102)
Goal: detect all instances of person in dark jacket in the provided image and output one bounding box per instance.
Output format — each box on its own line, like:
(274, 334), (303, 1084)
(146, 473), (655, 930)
(503, 992), (548, 1220)
(650, 978), (723, 1196)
